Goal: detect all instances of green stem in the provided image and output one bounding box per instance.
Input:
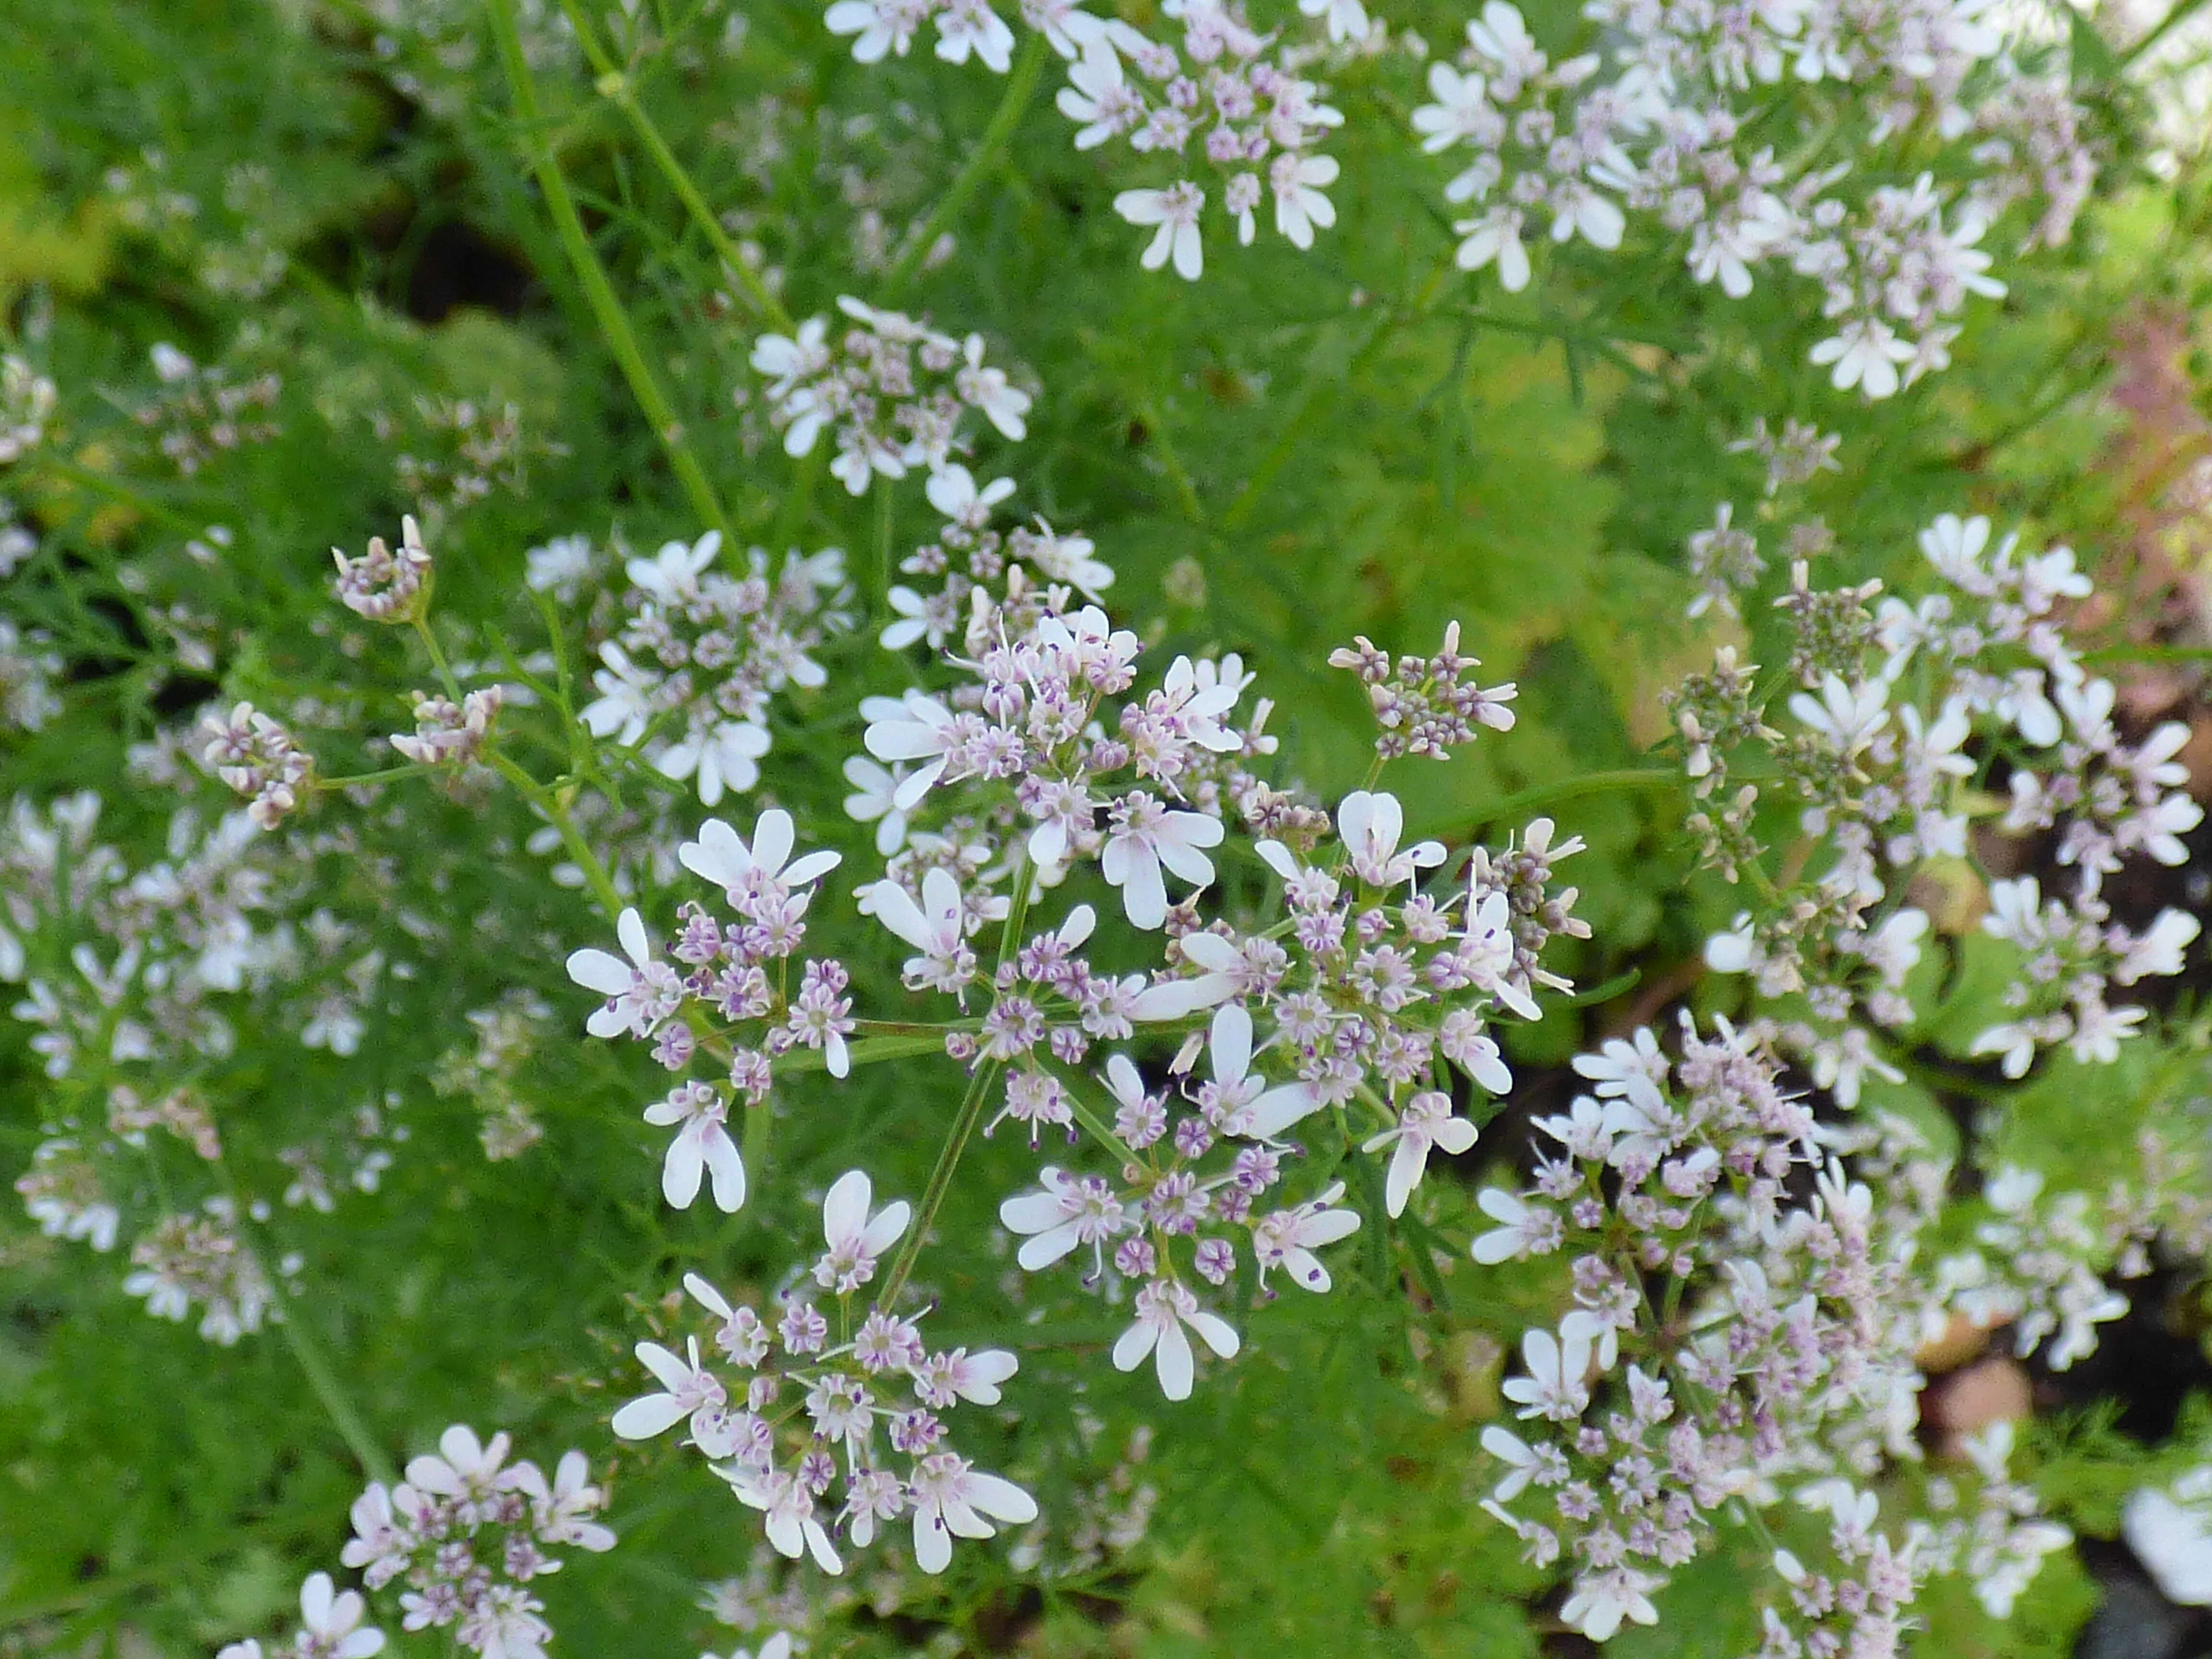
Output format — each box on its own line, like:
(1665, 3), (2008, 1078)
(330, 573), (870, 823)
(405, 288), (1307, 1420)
(273, 1283), (398, 1488)
(491, 753), (626, 921)
(878, 33), (1049, 304)
(410, 615), (465, 704)
(486, 0), (733, 540)
(876, 1060), (1002, 1309)
(1455, 766), (1681, 836)
(552, 0), (795, 331)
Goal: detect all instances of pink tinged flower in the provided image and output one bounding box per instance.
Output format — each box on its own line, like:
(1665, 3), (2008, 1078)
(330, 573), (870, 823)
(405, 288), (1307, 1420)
(1112, 1277), (1240, 1400)
(679, 809), (842, 904)
(1463, 889), (1540, 1019)
(1469, 1187), (1548, 1263)
(625, 531), (719, 602)
(1810, 317), (1915, 399)
(908, 1452), (1039, 1574)
(1251, 1181), (1360, 1291)
(823, 0), (918, 62)
(1363, 1091), (1478, 1217)
(864, 866), (971, 991)
(925, 1346), (1021, 1406)
(404, 1424), (516, 1507)
(816, 1168), (911, 1293)
(999, 1164), (1131, 1272)
(1115, 183), (1206, 280)
(1337, 790), (1444, 889)
(862, 690), (962, 809)
(294, 1572), (385, 1659)
(644, 1081), (746, 1212)
(933, 0), (1014, 71)
(658, 717), (772, 806)
(565, 907), (682, 1039)
(1102, 792), (1225, 929)
(1202, 1003), (1319, 1140)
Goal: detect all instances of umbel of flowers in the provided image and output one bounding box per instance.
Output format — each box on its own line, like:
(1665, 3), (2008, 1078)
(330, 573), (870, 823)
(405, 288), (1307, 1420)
(567, 490), (1587, 1573)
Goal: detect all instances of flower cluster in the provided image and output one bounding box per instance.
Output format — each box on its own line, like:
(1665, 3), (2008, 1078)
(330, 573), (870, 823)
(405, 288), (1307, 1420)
(135, 340), (281, 471)
(1673, 508), (2200, 1097)
(1059, 2), (1349, 278)
(566, 807), (850, 1209)
(389, 685), (508, 769)
(430, 991), (557, 1161)
(879, 464), (1113, 658)
(578, 534), (852, 806)
(612, 1181), (1035, 1576)
(123, 1199), (277, 1345)
(748, 299), (1031, 493)
(341, 1425), (616, 1659)
(1411, 0), (2092, 395)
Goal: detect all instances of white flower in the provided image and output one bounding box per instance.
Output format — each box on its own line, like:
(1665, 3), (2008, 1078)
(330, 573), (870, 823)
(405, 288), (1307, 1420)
(1251, 1181), (1361, 1291)
(1810, 317), (1915, 399)
(295, 1572), (385, 1659)
(814, 1168), (911, 1293)
(1269, 153), (1339, 250)
(956, 336), (1030, 438)
(514, 1451), (618, 1552)
(1113, 1277), (1240, 1400)
(999, 1164), (1132, 1273)
(1116, 183), (1205, 280)
(1102, 793), (1224, 928)
(863, 690), (962, 810)
(1479, 1423), (1541, 1499)
(644, 1081), (746, 1212)
(1561, 1565), (1663, 1642)
(1298, 0), (1368, 40)
(611, 1335), (726, 1443)
(524, 533), (595, 600)
(627, 532), (719, 603)
(1501, 1322), (1591, 1421)
(1453, 205), (1529, 290)
(565, 908), (683, 1039)
(1468, 1187), (1554, 1263)
(863, 866), (974, 994)
(726, 1466), (843, 1573)
(841, 755), (910, 855)
(1338, 790), (1445, 889)
(908, 1452), (1039, 1573)
(1787, 673), (1889, 753)
(1131, 929), (1243, 1021)
(934, 0), (1014, 70)
(679, 810), (841, 906)
(658, 717), (772, 806)
(1198, 1003), (1320, 1140)
(1058, 41), (1135, 149)
(824, 0), (919, 61)
(404, 1424), (518, 1515)
(1363, 1091), (1477, 1217)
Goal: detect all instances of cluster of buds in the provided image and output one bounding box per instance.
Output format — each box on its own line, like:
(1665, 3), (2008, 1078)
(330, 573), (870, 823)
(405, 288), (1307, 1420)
(389, 685), (507, 768)
(341, 1425), (616, 1658)
(202, 701), (317, 830)
(1327, 622), (1520, 760)
(195, 707), (313, 831)
(106, 1082), (222, 1160)
(334, 515), (433, 624)
(748, 298), (1031, 494)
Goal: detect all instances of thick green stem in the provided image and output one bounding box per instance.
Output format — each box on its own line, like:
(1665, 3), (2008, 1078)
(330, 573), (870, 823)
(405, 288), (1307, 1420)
(878, 34), (1049, 303)
(487, 0), (733, 540)
(876, 1060), (1003, 1309)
